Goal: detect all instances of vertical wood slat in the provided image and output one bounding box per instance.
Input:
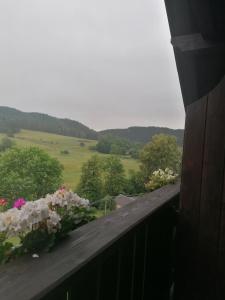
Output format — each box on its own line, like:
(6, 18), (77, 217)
(199, 78), (225, 298)
(215, 79), (225, 293)
(175, 95), (208, 300)
(116, 235), (135, 300)
(141, 224), (149, 300)
(68, 259), (101, 300)
(143, 207), (176, 300)
(176, 76), (225, 300)
(130, 234), (137, 300)
(99, 250), (119, 300)
(131, 225), (149, 300)
(219, 78), (225, 296)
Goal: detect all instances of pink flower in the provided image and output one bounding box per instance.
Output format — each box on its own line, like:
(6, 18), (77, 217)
(13, 198), (26, 209)
(0, 198), (7, 206)
(60, 185), (66, 190)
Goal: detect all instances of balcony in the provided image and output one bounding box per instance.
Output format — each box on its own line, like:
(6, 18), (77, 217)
(0, 183), (179, 300)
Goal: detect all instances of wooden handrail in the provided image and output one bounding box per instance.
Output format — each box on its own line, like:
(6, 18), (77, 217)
(0, 183), (180, 300)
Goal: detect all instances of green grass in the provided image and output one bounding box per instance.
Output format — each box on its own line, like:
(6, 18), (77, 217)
(0, 130), (139, 189)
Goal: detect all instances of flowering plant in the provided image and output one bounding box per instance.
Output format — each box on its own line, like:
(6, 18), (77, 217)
(0, 189), (95, 264)
(13, 198), (26, 209)
(145, 168), (178, 191)
(0, 199), (7, 212)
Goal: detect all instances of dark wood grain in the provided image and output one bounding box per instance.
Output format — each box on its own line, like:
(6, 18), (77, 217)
(175, 77), (225, 300)
(175, 95), (208, 299)
(197, 77), (225, 297)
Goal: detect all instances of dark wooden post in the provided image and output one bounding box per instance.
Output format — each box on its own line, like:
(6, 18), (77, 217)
(164, 1), (225, 299)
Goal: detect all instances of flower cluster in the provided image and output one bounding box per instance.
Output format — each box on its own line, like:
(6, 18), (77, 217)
(145, 168), (178, 191)
(0, 189), (93, 263)
(45, 189), (90, 209)
(0, 190), (90, 237)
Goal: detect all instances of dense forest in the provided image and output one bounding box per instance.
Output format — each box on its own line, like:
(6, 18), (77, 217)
(100, 126), (184, 145)
(0, 106), (184, 144)
(0, 107), (97, 139)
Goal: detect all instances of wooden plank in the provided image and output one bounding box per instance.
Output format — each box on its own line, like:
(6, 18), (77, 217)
(99, 250), (119, 300)
(130, 224), (148, 300)
(116, 234), (135, 300)
(172, 33), (220, 52)
(68, 259), (101, 300)
(143, 206), (176, 300)
(175, 95), (208, 299)
(217, 78), (225, 298)
(0, 183), (179, 300)
(197, 77), (225, 298)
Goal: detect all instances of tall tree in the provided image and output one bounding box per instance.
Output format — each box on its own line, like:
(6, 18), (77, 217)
(103, 156), (125, 196)
(140, 134), (182, 178)
(0, 147), (63, 204)
(77, 156), (103, 204)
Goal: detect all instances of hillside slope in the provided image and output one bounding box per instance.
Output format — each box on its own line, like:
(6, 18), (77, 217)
(0, 106), (97, 139)
(0, 106), (184, 144)
(99, 126), (184, 145)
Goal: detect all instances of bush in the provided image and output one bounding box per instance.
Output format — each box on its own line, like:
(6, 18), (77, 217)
(60, 149), (70, 155)
(98, 195), (116, 212)
(145, 168), (178, 191)
(0, 147), (63, 204)
(0, 137), (14, 152)
(124, 170), (146, 195)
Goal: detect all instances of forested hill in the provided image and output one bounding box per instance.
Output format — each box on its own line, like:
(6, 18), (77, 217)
(0, 106), (184, 144)
(0, 107), (98, 139)
(99, 126), (184, 145)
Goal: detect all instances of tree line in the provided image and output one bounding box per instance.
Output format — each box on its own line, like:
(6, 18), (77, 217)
(93, 135), (141, 158)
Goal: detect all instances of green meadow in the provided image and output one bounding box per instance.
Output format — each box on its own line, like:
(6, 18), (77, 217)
(0, 130), (139, 189)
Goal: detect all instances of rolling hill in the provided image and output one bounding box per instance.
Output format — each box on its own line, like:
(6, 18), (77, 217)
(0, 106), (97, 140)
(100, 126), (184, 145)
(0, 106), (184, 144)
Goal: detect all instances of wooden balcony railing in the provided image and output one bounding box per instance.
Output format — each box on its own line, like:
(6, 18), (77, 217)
(0, 183), (180, 300)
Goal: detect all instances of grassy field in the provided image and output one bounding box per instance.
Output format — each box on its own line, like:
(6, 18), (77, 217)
(0, 130), (139, 189)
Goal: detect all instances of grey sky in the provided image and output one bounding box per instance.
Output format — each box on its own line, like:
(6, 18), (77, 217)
(0, 0), (185, 131)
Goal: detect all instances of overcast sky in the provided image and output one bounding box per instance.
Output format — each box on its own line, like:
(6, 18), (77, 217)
(0, 0), (185, 131)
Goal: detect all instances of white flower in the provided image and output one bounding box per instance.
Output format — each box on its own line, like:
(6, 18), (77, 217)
(46, 210), (61, 233)
(0, 189), (90, 239)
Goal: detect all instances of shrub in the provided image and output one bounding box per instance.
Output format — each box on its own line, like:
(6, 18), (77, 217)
(124, 170), (146, 195)
(98, 195), (116, 212)
(145, 168), (178, 191)
(60, 149), (70, 155)
(0, 137), (14, 152)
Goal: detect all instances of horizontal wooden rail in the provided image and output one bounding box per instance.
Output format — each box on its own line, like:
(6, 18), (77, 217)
(0, 183), (180, 300)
